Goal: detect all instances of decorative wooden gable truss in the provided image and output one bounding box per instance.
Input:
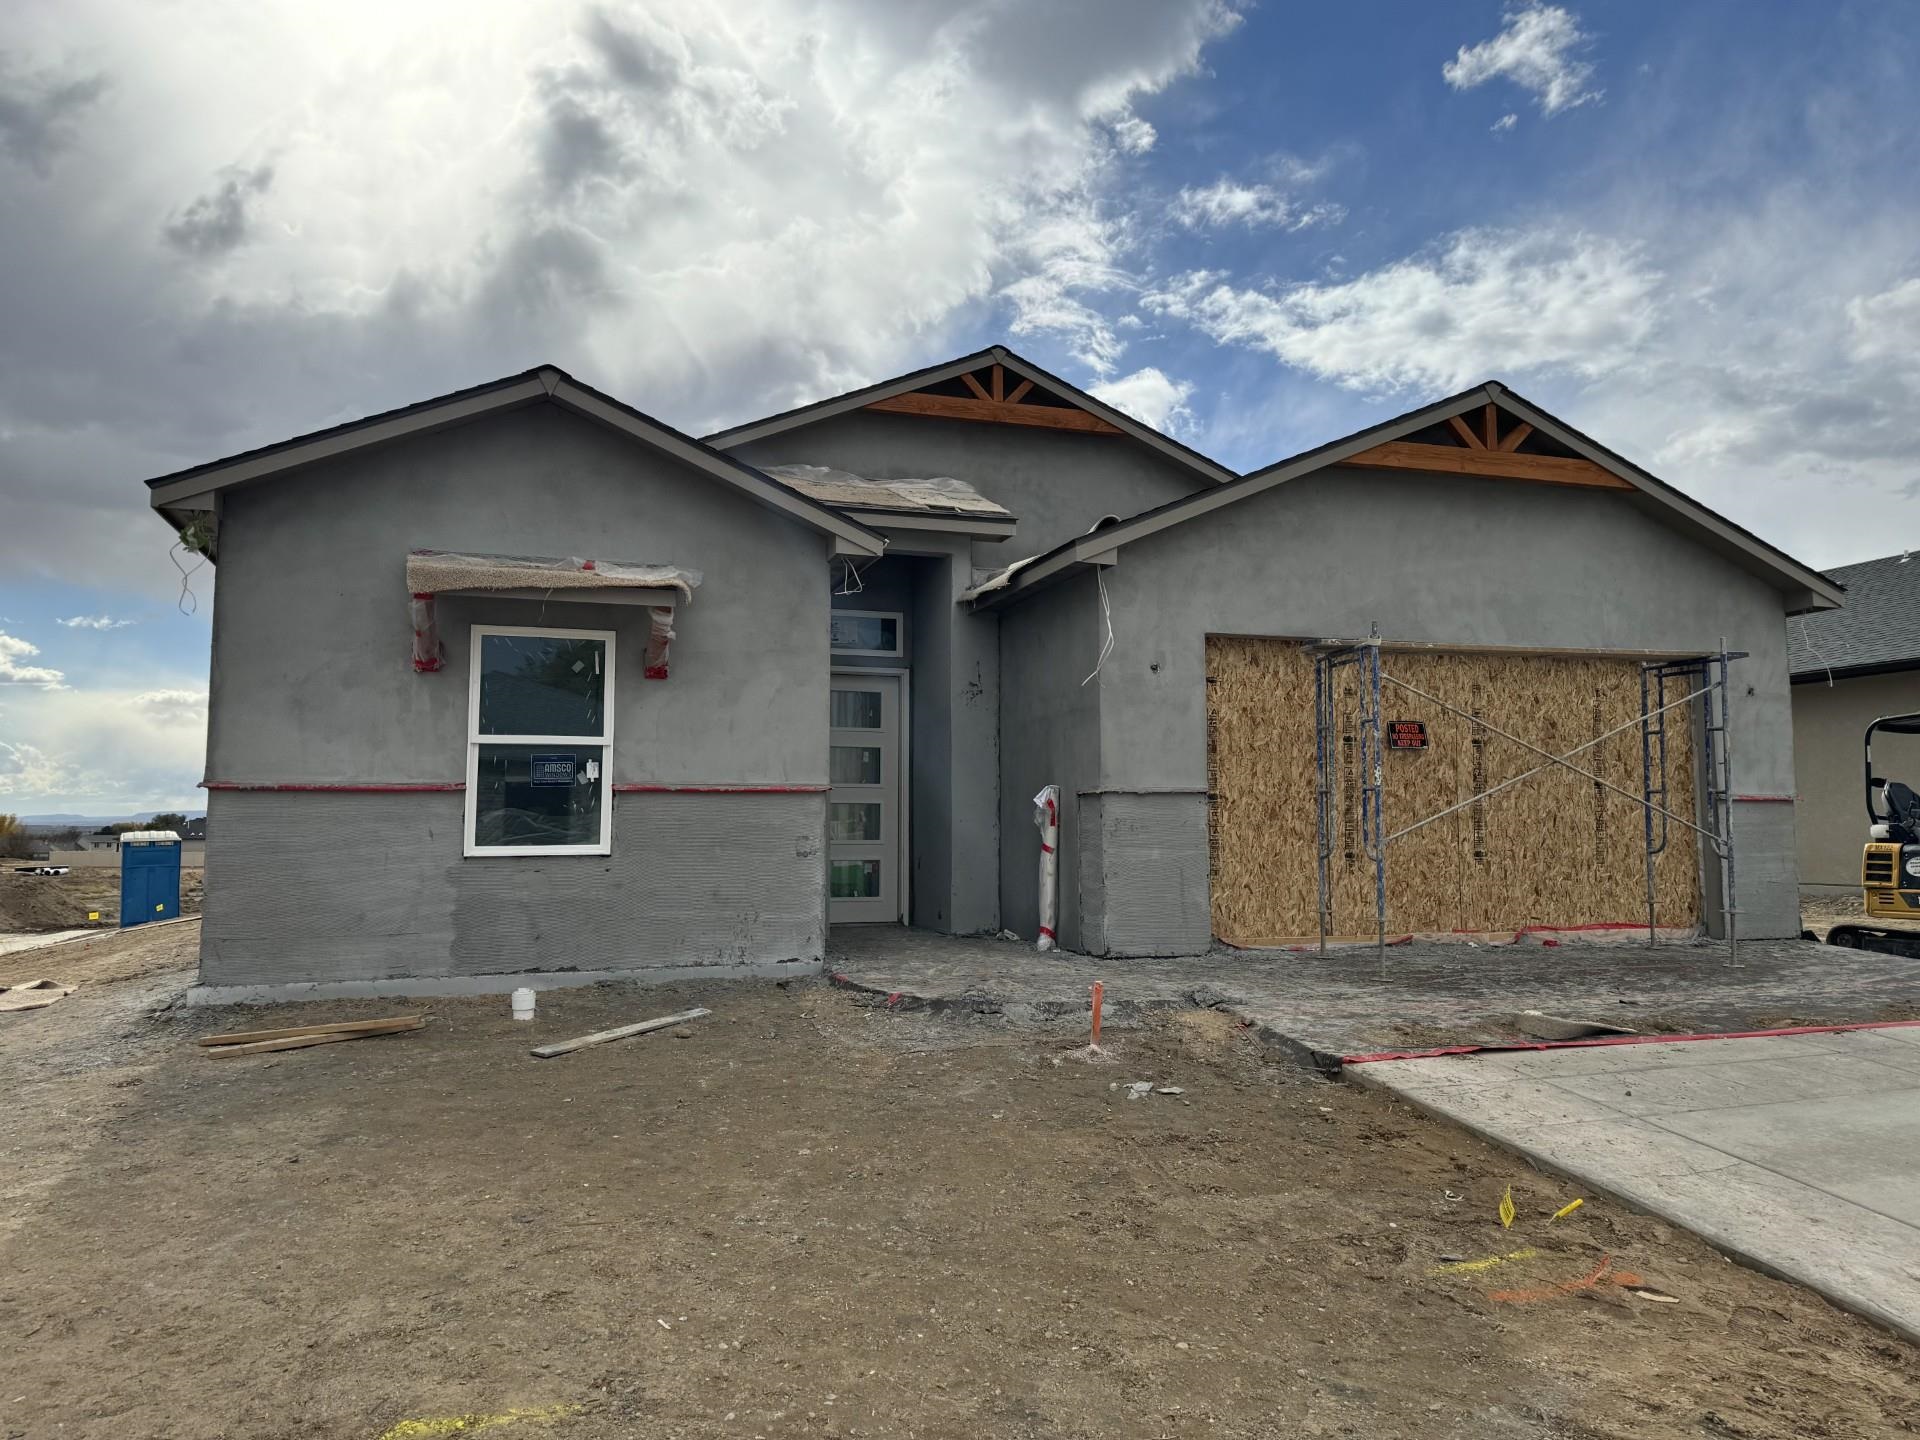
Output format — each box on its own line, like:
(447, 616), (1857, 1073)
(863, 361), (1124, 435)
(1339, 400), (1631, 491)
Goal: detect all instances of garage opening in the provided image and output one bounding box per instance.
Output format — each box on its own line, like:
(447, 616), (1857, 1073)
(1204, 637), (1708, 947)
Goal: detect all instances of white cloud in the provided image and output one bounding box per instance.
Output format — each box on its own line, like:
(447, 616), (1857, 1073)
(1089, 365), (1195, 433)
(1171, 179), (1345, 232)
(0, 684), (206, 808)
(1443, 4), (1600, 117)
(0, 0), (1243, 595)
(1112, 113), (1157, 154)
(0, 632), (65, 689)
(1491, 112), (1519, 133)
(57, 614), (134, 630)
(1147, 229), (1659, 393)
(1846, 277), (1920, 369)
(131, 688), (208, 723)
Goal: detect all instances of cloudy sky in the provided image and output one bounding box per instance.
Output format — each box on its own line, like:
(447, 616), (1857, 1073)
(2, 0), (1917, 816)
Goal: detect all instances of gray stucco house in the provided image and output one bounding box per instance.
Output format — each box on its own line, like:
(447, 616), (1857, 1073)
(1790, 552), (1920, 892)
(148, 347), (1841, 998)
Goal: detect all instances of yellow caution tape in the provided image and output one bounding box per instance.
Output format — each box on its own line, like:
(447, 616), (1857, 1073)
(1550, 1198), (1584, 1222)
(1426, 1247), (1539, 1276)
(376, 1404), (582, 1440)
(1498, 1185), (1516, 1230)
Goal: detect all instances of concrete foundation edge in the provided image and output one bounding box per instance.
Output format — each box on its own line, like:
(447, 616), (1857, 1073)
(185, 957), (823, 1006)
(1345, 1066), (1920, 1346)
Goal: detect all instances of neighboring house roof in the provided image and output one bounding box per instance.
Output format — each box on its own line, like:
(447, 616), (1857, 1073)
(762, 464), (1017, 540)
(1789, 551), (1920, 680)
(144, 366), (887, 557)
(965, 380), (1844, 617)
(703, 344), (1239, 490)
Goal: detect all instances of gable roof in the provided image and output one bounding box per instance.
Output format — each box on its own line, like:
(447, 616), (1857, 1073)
(145, 365), (887, 557)
(1789, 552), (1920, 680)
(965, 380), (1844, 616)
(702, 344), (1238, 489)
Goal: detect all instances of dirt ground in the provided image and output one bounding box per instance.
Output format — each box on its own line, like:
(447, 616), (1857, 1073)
(3, 931), (1918, 1439)
(0, 865), (203, 933)
(1802, 892), (1867, 941)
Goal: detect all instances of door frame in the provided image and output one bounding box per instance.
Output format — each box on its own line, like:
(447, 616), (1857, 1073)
(831, 666), (911, 925)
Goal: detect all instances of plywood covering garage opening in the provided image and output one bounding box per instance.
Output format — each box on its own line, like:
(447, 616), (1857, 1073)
(1205, 637), (1702, 946)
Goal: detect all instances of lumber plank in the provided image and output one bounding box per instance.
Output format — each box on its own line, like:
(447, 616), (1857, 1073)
(1497, 421), (1534, 452)
(960, 371), (991, 401)
(1446, 415), (1484, 449)
(530, 1007), (712, 1060)
(199, 1016), (425, 1047)
(1338, 440), (1633, 489)
(206, 1027), (423, 1058)
(991, 363), (1005, 401)
(865, 392), (1124, 434)
(1005, 378), (1034, 405)
(1483, 402), (1498, 449)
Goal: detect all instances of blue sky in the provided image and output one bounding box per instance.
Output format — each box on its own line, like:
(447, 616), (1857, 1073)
(2, 0), (1917, 813)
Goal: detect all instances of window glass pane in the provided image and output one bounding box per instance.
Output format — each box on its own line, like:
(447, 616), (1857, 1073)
(478, 634), (606, 737)
(828, 802), (882, 842)
(473, 744), (604, 848)
(830, 689), (883, 729)
(830, 746), (882, 784)
(830, 614), (898, 653)
(830, 859), (881, 898)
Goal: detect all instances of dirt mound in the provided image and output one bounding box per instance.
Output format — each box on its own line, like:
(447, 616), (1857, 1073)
(0, 868), (203, 933)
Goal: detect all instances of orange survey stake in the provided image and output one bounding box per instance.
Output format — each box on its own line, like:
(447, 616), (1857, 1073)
(1090, 981), (1104, 1046)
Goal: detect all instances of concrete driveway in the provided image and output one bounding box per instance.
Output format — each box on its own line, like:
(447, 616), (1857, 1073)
(1353, 1025), (1920, 1342)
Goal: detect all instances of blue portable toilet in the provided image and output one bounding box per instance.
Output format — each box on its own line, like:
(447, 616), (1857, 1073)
(119, 830), (183, 928)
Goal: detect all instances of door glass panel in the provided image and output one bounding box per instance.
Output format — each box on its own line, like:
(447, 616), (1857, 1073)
(828, 802), (882, 842)
(830, 746), (882, 784)
(477, 634), (606, 736)
(830, 689), (883, 729)
(830, 859), (881, 898)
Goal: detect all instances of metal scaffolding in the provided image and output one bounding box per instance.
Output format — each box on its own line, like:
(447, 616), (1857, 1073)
(1312, 635), (1742, 964)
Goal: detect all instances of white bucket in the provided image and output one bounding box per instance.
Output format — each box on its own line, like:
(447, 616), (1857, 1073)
(511, 987), (536, 1022)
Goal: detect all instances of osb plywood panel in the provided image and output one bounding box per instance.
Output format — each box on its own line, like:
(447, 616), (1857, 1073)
(1205, 637), (1701, 945)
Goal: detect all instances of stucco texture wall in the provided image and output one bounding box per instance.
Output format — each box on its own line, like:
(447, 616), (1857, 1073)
(199, 400), (833, 982)
(1793, 670), (1920, 889)
(727, 409), (1209, 570)
(1086, 466), (1808, 942)
(998, 573), (1102, 949)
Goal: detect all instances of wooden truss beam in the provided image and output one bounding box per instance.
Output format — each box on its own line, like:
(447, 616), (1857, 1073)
(1447, 415), (1483, 449)
(1497, 421), (1534, 452)
(865, 391), (1124, 434)
(1338, 440), (1634, 490)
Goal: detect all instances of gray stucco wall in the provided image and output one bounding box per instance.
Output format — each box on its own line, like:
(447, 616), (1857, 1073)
(200, 790), (824, 985)
(998, 573), (1102, 949)
(726, 409), (1209, 570)
(1793, 670), (1920, 889)
(199, 400), (834, 982)
(1084, 465), (1808, 943)
(209, 402), (829, 785)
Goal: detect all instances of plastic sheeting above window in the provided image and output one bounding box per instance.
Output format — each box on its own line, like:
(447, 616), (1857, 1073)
(405, 550), (702, 678)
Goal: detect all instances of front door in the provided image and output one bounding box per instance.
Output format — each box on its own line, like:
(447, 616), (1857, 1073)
(828, 673), (902, 923)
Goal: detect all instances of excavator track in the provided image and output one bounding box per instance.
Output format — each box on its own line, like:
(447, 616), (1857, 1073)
(1825, 924), (1920, 959)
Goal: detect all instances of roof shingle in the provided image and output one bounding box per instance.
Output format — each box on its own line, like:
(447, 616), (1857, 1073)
(1789, 552), (1920, 679)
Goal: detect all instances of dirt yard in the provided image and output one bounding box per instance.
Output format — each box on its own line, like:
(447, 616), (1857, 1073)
(3, 929), (1918, 1440)
(0, 865), (203, 933)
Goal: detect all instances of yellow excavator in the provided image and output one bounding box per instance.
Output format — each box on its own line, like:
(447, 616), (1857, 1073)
(1826, 712), (1920, 956)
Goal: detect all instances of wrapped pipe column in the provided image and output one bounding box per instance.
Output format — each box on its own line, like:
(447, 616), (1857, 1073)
(1033, 784), (1061, 952)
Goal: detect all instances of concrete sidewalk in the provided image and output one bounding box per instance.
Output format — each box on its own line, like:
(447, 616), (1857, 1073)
(1353, 1027), (1920, 1342)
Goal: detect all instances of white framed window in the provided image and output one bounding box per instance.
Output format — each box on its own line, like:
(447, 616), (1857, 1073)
(465, 625), (614, 857)
(830, 609), (903, 657)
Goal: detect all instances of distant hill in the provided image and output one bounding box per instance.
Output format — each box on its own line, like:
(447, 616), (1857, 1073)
(15, 811), (207, 829)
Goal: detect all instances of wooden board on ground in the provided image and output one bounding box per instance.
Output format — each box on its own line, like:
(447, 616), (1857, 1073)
(198, 1015), (423, 1047)
(204, 1017), (426, 1057)
(1205, 637), (1701, 945)
(530, 1007), (711, 1059)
